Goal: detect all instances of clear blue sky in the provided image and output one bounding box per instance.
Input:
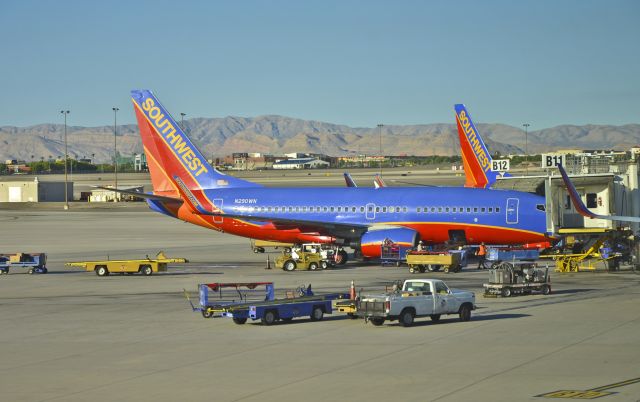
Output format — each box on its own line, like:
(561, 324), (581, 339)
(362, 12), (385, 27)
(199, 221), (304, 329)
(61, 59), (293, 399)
(1, 0), (638, 129)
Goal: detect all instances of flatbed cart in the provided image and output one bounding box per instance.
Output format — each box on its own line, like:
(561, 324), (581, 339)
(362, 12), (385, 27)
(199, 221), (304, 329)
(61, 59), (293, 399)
(405, 250), (462, 273)
(483, 263), (551, 297)
(0, 253), (47, 274)
(380, 243), (412, 266)
(185, 282), (350, 325)
(66, 251), (188, 276)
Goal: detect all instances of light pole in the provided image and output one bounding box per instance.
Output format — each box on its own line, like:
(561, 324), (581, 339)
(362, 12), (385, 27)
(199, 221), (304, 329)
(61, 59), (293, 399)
(377, 123), (383, 175)
(112, 107), (119, 199)
(60, 110), (70, 209)
(522, 123), (530, 175)
(180, 112), (186, 131)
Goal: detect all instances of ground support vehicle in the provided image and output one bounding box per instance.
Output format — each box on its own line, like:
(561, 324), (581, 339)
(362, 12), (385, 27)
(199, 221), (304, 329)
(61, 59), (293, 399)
(66, 251), (188, 276)
(185, 282), (276, 319)
(275, 250), (326, 271)
(355, 279), (476, 327)
(483, 263), (551, 297)
(186, 282), (350, 325)
(486, 247), (539, 268)
(405, 251), (462, 273)
(0, 253), (47, 274)
(380, 242), (412, 266)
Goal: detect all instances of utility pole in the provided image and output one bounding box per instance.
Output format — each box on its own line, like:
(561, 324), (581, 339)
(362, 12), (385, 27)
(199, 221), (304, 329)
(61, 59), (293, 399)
(60, 110), (70, 210)
(522, 123), (530, 175)
(180, 112), (186, 131)
(113, 107), (119, 199)
(377, 123), (384, 175)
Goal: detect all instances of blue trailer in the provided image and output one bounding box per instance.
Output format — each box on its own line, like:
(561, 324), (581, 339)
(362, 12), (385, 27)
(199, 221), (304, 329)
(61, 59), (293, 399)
(185, 282), (350, 325)
(0, 253), (47, 275)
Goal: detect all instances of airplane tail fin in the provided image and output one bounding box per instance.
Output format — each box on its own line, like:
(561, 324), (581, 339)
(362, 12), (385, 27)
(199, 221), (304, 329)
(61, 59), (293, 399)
(454, 104), (502, 188)
(131, 90), (260, 197)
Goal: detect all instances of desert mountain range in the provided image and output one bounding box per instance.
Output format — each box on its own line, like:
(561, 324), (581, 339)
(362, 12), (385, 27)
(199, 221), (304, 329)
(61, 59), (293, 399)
(1, 115), (638, 163)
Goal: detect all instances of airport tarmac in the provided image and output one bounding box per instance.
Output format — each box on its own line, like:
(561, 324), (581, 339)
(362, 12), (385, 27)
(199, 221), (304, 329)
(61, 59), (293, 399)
(1, 207), (640, 402)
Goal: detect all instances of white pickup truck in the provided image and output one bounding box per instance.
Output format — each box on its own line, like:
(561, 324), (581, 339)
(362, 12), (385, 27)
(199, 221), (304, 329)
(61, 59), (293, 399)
(356, 279), (476, 327)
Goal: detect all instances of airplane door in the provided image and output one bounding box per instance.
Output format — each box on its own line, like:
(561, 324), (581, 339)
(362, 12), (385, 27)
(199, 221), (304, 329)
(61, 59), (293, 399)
(506, 198), (519, 224)
(213, 198), (224, 223)
(366, 203), (376, 220)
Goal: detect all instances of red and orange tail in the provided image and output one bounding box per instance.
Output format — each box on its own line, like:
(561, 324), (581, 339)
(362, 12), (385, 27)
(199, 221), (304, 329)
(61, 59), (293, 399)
(131, 90), (260, 199)
(454, 104), (502, 188)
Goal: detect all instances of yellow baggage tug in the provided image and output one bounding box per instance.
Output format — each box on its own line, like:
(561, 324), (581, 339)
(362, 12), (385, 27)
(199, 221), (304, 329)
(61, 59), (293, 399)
(66, 252), (188, 276)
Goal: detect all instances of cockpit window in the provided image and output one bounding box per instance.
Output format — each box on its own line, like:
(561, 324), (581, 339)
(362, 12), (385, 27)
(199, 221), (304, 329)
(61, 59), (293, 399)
(536, 204), (545, 212)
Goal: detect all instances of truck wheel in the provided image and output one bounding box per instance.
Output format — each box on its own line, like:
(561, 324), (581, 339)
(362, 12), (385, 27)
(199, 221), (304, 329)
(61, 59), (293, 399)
(42, 267), (48, 274)
(283, 260), (297, 271)
(419, 265), (426, 273)
(399, 309), (415, 327)
(96, 266), (109, 277)
(541, 284), (551, 295)
(320, 261), (328, 270)
(28, 268), (34, 274)
(369, 317), (385, 326)
(501, 287), (512, 297)
(309, 262), (319, 271)
(310, 306), (324, 321)
(141, 265), (153, 276)
(430, 314), (441, 322)
(232, 317), (247, 324)
(262, 310), (277, 326)
(459, 304), (472, 322)
(202, 309), (213, 318)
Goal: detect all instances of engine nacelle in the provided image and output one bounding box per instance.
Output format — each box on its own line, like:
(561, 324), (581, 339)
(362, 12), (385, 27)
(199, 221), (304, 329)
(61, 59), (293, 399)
(360, 227), (419, 258)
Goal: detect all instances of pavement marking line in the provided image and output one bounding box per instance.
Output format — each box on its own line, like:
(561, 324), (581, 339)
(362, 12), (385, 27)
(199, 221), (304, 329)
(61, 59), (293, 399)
(536, 377), (640, 399)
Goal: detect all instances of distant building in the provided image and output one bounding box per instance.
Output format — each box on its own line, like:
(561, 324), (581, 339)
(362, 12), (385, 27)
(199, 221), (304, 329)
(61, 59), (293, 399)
(0, 177), (72, 202)
(272, 158), (330, 170)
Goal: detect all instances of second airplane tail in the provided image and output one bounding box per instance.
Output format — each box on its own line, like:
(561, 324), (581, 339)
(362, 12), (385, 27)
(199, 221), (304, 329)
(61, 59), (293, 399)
(131, 89), (260, 197)
(454, 104), (502, 189)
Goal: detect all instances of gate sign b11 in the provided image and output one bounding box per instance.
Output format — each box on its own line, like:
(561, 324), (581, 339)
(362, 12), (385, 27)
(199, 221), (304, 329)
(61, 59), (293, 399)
(491, 159), (510, 172)
(541, 154), (567, 169)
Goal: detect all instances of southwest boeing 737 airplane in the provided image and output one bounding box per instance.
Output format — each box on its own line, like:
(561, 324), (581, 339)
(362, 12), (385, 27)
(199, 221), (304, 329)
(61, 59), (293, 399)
(126, 90), (553, 260)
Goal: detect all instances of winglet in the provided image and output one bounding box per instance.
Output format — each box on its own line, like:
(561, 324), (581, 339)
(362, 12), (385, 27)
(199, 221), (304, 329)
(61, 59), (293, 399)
(374, 174), (386, 189)
(344, 172), (357, 187)
(558, 164), (640, 222)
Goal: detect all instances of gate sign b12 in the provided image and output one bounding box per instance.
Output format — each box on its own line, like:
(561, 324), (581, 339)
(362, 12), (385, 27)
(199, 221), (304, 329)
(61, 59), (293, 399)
(491, 159), (510, 172)
(541, 154), (567, 169)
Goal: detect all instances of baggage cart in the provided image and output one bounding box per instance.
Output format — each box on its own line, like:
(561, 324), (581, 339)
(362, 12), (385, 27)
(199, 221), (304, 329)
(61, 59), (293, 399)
(0, 253), (47, 274)
(483, 263), (551, 297)
(405, 251), (462, 273)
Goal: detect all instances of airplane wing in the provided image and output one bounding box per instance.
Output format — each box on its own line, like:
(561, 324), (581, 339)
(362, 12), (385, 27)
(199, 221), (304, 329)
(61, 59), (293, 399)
(200, 210), (370, 239)
(93, 186), (183, 204)
(558, 165), (640, 223)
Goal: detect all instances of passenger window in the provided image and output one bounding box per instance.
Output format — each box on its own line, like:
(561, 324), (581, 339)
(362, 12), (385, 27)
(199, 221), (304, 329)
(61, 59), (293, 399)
(417, 207), (421, 213)
(452, 207), (456, 213)
(330, 206), (335, 212)
(430, 207), (436, 213)
(445, 207), (450, 213)
(323, 206), (328, 212)
(496, 207), (500, 213)
(295, 207), (300, 212)
(473, 207), (478, 213)
(389, 207), (395, 213)
(403, 207), (407, 212)
(382, 207), (387, 213)
(438, 207), (443, 213)
(466, 207), (471, 213)
(376, 207), (380, 212)
(337, 207), (342, 212)
(481, 207), (485, 213)
(488, 207), (493, 213)
(435, 282), (449, 294)
(351, 207), (356, 212)
(360, 206), (365, 212)
(268, 207), (272, 212)
(288, 206), (293, 212)
(302, 206), (307, 212)
(586, 194), (597, 208)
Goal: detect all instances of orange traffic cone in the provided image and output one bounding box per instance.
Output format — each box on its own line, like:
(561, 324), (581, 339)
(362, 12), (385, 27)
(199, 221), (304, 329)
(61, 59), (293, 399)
(349, 280), (356, 300)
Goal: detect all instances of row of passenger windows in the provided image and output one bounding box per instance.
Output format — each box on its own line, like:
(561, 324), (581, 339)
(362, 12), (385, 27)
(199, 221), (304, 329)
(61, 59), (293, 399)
(233, 205), (501, 214)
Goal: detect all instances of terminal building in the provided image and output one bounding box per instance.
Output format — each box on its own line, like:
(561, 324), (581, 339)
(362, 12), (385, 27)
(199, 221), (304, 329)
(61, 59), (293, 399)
(0, 177), (72, 202)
